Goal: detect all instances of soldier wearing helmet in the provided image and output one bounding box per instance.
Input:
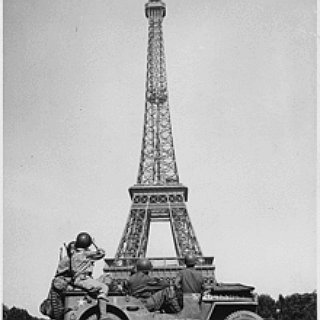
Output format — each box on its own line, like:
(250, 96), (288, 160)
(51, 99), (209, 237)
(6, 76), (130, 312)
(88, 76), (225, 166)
(127, 258), (182, 313)
(71, 232), (111, 320)
(175, 253), (204, 293)
(136, 258), (153, 273)
(75, 232), (92, 249)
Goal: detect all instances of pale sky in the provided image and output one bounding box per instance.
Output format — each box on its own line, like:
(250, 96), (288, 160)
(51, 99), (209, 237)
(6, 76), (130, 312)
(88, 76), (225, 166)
(4, 0), (316, 317)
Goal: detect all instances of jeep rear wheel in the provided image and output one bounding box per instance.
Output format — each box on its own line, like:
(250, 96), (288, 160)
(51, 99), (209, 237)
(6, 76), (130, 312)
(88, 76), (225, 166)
(78, 302), (131, 320)
(224, 310), (263, 320)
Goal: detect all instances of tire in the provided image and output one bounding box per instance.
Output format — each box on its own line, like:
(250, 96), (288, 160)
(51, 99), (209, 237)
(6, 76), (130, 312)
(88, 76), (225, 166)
(83, 314), (98, 320)
(224, 310), (263, 320)
(80, 309), (124, 320)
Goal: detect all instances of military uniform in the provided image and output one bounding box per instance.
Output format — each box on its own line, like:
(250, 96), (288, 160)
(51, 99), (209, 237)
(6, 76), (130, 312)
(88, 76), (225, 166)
(71, 248), (109, 298)
(175, 267), (203, 293)
(128, 271), (180, 312)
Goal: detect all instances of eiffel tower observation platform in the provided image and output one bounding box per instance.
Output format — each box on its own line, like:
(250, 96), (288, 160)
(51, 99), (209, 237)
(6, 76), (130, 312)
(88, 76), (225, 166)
(129, 184), (189, 203)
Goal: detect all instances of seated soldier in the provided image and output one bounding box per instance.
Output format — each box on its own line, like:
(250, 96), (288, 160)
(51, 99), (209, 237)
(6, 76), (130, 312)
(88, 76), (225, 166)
(71, 232), (110, 320)
(127, 258), (181, 313)
(175, 253), (204, 293)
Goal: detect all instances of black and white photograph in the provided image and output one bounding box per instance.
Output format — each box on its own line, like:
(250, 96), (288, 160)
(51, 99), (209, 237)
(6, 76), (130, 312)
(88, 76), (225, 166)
(3, 1), (317, 320)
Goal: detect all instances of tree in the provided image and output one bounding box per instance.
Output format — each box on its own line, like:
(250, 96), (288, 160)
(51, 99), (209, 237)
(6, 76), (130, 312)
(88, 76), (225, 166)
(3, 305), (46, 320)
(277, 292), (317, 320)
(257, 294), (277, 319)
(3, 304), (10, 320)
(6, 307), (31, 320)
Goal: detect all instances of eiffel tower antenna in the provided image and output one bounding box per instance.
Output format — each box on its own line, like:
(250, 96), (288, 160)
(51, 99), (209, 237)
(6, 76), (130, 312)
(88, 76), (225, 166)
(113, 0), (204, 263)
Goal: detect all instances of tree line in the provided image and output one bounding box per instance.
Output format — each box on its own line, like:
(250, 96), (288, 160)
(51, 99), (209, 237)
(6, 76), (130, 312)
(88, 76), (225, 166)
(257, 292), (317, 320)
(3, 304), (45, 320)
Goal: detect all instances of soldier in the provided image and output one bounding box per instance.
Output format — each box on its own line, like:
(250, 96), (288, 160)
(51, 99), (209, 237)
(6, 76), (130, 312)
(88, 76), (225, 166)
(175, 253), (204, 293)
(127, 258), (181, 313)
(71, 232), (110, 320)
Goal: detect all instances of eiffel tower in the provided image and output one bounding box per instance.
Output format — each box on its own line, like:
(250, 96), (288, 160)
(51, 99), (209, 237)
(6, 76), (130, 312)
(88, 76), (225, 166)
(105, 0), (215, 284)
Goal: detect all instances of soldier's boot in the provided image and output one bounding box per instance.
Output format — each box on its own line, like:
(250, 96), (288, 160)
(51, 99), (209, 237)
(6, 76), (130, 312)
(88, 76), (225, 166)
(98, 298), (110, 320)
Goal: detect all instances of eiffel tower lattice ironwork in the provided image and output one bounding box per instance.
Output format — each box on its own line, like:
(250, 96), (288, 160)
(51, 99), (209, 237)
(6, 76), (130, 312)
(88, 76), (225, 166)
(114, 0), (203, 263)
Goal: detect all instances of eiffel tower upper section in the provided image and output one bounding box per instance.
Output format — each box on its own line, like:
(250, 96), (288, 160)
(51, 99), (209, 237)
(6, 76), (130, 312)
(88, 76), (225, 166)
(137, 0), (179, 186)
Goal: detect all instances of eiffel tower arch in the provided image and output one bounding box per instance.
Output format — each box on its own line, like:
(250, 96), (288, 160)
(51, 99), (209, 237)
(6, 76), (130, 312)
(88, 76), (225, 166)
(104, 0), (215, 284)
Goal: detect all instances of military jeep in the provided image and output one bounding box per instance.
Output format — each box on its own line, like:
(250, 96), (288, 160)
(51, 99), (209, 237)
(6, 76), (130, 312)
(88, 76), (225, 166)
(63, 257), (263, 320)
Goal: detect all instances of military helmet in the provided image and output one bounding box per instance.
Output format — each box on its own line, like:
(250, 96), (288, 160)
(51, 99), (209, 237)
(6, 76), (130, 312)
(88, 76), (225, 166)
(184, 253), (197, 267)
(75, 232), (92, 249)
(136, 258), (153, 272)
(66, 241), (76, 257)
